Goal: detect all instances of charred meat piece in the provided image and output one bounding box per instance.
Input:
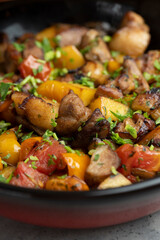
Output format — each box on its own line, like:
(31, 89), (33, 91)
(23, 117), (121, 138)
(109, 11), (150, 57)
(85, 145), (121, 186)
(72, 108), (110, 149)
(115, 113), (155, 141)
(80, 29), (111, 63)
(82, 61), (107, 86)
(138, 126), (160, 147)
(120, 11), (150, 31)
(4, 43), (22, 73)
(132, 88), (160, 112)
(150, 107), (160, 121)
(16, 33), (44, 59)
(116, 57), (149, 94)
(95, 85), (123, 99)
(56, 73), (74, 83)
(23, 38), (44, 59)
(58, 26), (88, 47)
(0, 32), (9, 64)
(56, 90), (91, 135)
(136, 50), (160, 84)
(11, 91), (59, 131)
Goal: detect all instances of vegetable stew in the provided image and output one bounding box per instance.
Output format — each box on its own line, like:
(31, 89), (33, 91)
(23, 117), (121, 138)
(0, 11), (159, 191)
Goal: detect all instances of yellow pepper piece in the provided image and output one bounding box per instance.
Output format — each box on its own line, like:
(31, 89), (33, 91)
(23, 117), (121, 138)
(0, 130), (21, 165)
(107, 59), (121, 73)
(61, 152), (90, 180)
(36, 26), (56, 41)
(37, 80), (96, 106)
(55, 45), (85, 70)
(90, 97), (129, 121)
(0, 157), (3, 171)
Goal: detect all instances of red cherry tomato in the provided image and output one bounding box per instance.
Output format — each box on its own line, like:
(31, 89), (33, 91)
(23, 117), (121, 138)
(19, 55), (51, 81)
(26, 138), (67, 175)
(10, 162), (48, 189)
(117, 144), (160, 178)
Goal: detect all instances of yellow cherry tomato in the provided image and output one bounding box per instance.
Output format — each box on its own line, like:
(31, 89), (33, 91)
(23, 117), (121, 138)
(0, 130), (21, 165)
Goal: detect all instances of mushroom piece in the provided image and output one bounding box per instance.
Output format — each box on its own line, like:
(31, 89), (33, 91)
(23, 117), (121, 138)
(109, 11), (150, 57)
(82, 61), (107, 86)
(58, 26), (88, 47)
(116, 57), (149, 94)
(132, 88), (160, 112)
(80, 29), (111, 63)
(85, 145), (121, 186)
(115, 113), (155, 141)
(56, 90), (91, 135)
(72, 108), (110, 149)
(95, 85), (123, 99)
(98, 173), (131, 190)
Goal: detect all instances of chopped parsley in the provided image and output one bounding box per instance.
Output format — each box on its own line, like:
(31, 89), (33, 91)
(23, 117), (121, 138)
(3, 153), (11, 160)
(53, 35), (61, 46)
(48, 154), (57, 166)
(93, 154), (100, 161)
(51, 119), (57, 128)
(103, 35), (112, 42)
(154, 59), (160, 71)
(0, 121), (11, 135)
(111, 51), (120, 58)
(30, 156), (39, 161)
(111, 166), (118, 175)
(156, 117), (160, 125)
(107, 117), (117, 131)
(111, 132), (133, 145)
(49, 68), (68, 80)
(0, 82), (12, 101)
(13, 42), (25, 52)
(74, 76), (94, 88)
(125, 124), (137, 139)
(149, 145), (154, 151)
(64, 146), (75, 153)
(32, 65), (43, 76)
(134, 79), (139, 89)
(0, 72), (14, 81)
(110, 109), (133, 122)
(80, 46), (91, 55)
(57, 174), (67, 179)
(103, 139), (115, 150)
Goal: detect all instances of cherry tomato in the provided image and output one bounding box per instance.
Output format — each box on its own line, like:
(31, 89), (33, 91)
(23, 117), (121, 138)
(117, 144), (160, 180)
(19, 55), (51, 81)
(26, 138), (67, 175)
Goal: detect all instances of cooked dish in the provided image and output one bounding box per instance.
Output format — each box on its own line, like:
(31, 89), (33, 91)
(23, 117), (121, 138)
(0, 11), (159, 191)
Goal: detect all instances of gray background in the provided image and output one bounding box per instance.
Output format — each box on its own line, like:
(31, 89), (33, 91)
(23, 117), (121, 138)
(0, 211), (160, 240)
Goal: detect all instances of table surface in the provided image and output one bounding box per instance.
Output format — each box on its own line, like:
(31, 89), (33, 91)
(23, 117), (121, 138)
(0, 210), (160, 240)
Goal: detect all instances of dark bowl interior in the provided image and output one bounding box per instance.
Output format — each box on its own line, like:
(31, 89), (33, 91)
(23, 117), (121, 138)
(0, 0), (160, 228)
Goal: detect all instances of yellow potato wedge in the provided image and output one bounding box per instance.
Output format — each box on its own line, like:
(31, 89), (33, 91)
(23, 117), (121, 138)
(90, 96), (129, 121)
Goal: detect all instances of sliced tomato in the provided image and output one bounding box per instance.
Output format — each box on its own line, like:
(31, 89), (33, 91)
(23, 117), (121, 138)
(117, 144), (160, 180)
(19, 55), (51, 81)
(26, 138), (67, 175)
(10, 162), (48, 189)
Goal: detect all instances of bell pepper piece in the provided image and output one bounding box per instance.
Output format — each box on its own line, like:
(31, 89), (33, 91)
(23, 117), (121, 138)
(0, 130), (21, 165)
(37, 80), (96, 106)
(61, 152), (90, 180)
(55, 45), (85, 70)
(19, 137), (42, 162)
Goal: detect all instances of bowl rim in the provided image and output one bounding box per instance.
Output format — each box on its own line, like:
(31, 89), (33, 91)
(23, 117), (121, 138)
(0, 176), (160, 199)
